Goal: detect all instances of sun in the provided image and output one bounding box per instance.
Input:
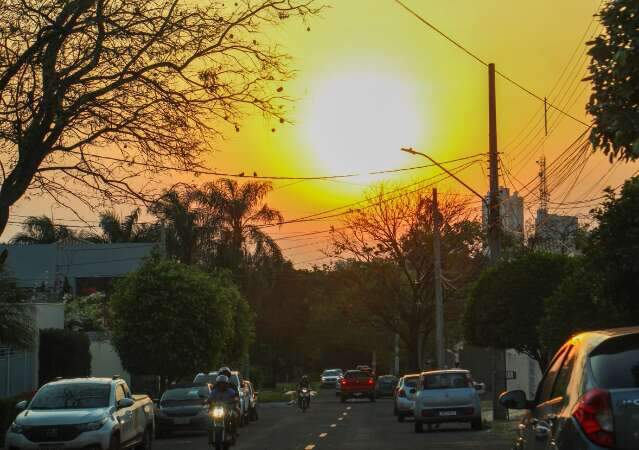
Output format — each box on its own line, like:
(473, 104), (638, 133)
(301, 70), (424, 177)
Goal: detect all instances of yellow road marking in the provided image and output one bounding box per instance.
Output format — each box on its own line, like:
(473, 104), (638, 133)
(330, 424), (337, 428)
(342, 412), (348, 416)
(338, 417), (343, 421)
(319, 433), (328, 438)
(347, 406), (352, 410)
(305, 445), (316, 450)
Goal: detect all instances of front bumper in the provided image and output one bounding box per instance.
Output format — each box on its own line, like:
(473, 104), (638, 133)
(321, 378), (338, 386)
(5, 428), (112, 450)
(414, 406), (481, 424)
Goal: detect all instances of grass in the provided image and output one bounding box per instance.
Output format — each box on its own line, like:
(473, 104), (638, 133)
(258, 382), (321, 403)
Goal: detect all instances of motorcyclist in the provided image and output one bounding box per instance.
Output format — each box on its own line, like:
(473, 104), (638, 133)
(208, 375), (239, 441)
(217, 367), (241, 434)
(297, 375), (311, 408)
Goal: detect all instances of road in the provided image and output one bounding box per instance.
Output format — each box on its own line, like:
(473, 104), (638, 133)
(154, 391), (514, 450)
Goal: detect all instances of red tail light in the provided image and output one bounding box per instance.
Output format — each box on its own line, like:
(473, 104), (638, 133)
(368, 378), (374, 385)
(398, 389), (406, 398)
(573, 389), (615, 448)
(340, 379), (347, 385)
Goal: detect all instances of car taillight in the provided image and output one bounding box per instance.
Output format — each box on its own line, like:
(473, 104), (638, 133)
(398, 389), (406, 398)
(340, 379), (347, 385)
(368, 378), (374, 385)
(573, 388), (615, 448)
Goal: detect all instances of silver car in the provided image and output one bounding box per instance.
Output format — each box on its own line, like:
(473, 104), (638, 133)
(413, 369), (483, 432)
(320, 369), (343, 387)
(500, 327), (639, 450)
(394, 374), (420, 422)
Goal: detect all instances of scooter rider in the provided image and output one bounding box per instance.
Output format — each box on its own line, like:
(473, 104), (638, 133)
(217, 367), (241, 433)
(297, 375), (311, 408)
(208, 375), (239, 440)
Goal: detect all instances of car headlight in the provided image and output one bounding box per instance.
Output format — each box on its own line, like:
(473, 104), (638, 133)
(211, 406), (225, 419)
(10, 421), (26, 434)
(77, 417), (108, 432)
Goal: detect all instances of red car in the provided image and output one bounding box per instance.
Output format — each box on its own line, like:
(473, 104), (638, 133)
(339, 370), (376, 403)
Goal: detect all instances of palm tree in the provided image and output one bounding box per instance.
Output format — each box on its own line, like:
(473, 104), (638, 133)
(149, 189), (204, 265)
(84, 208), (156, 243)
(10, 215), (76, 244)
(195, 179), (284, 269)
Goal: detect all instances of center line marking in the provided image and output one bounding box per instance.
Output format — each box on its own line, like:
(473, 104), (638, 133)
(319, 433), (328, 438)
(338, 417), (343, 421)
(305, 445), (316, 450)
(342, 412), (348, 416)
(347, 406), (352, 410)
(330, 423), (337, 428)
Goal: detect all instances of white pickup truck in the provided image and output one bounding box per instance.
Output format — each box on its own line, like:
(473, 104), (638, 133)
(5, 376), (154, 450)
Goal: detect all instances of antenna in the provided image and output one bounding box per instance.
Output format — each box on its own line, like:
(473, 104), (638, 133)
(538, 156), (549, 215)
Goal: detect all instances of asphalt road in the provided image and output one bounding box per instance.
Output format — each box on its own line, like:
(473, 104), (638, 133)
(154, 391), (514, 450)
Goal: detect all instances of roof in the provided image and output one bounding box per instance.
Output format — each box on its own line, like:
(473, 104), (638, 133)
(420, 369), (470, 376)
(568, 326), (639, 352)
(47, 377), (114, 385)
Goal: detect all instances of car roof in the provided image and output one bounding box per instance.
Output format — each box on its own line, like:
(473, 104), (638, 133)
(420, 369), (470, 376)
(167, 383), (209, 390)
(402, 373), (420, 379)
(46, 377), (113, 385)
(568, 327), (639, 353)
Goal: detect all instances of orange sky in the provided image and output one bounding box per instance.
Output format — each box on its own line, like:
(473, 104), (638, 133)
(7, 0), (638, 266)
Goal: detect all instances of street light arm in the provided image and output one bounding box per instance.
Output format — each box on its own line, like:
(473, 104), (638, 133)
(400, 148), (489, 207)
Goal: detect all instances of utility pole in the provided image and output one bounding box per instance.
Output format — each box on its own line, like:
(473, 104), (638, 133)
(488, 63), (507, 421)
(432, 188), (445, 369)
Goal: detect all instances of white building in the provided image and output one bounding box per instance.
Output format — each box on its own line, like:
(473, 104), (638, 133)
(534, 211), (579, 255)
(482, 187), (525, 239)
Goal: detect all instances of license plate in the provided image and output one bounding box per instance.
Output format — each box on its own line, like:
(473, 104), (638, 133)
(439, 411), (457, 416)
(39, 446), (63, 450)
(174, 417), (190, 425)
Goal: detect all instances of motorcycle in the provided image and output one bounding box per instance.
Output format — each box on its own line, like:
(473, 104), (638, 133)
(208, 403), (234, 450)
(298, 388), (311, 412)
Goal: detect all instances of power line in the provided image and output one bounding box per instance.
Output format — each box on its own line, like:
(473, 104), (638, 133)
(393, 0), (592, 128)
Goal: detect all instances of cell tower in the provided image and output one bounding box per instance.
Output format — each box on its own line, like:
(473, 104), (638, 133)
(538, 156), (549, 216)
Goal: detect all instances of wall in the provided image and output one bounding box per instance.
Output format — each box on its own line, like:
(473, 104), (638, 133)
(88, 334), (131, 386)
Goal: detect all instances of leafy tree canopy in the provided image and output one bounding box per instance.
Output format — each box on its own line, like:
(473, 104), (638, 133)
(464, 252), (575, 371)
(587, 0), (639, 160)
(110, 258), (241, 382)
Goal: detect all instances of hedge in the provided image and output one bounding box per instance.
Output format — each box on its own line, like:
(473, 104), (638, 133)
(39, 329), (91, 385)
(0, 392), (33, 444)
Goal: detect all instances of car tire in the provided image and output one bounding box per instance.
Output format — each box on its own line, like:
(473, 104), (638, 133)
(250, 407), (258, 421)
(109, 433), (121, 450)
(137, 428), (153, 450)
(397, 413), (405, 423)
(471, 418), (483, 430)
(414, 421), (423, 433)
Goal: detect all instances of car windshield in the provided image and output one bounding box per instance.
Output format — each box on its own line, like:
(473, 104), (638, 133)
(161, 387), (208, 405)
(404, 377), (419, 388)
(422, 373), (471, 390)
(590, 334), (639, 389)
(30, 383), (111, 410)
(323, 370), (340, 376)
(194, 374), (217, 384)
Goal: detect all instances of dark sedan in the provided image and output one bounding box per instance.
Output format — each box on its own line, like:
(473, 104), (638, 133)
(500, 326), (639, 450)
(155, 383), (211, 437)
(375, 375), (398, 397)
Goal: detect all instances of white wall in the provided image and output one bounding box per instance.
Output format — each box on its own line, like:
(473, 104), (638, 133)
(89, 338), (131, 385)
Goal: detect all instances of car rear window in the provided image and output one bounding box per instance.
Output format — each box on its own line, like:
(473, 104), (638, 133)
(422, 372), (471, 390)
(590, 334), (639, 389)
(345, 370), (368, 380)
(323, 370), (340, 376)
(194, 373), (217, 384)
(404, 377), (418, 388)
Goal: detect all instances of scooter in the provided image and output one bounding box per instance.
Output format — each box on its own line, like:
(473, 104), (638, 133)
(298, 388), (311, 412)
(209, 403), (234, 450)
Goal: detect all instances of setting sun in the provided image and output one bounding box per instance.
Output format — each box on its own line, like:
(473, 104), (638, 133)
(301, 70), (425, 176)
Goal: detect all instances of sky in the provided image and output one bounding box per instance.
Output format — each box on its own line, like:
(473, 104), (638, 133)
(6, 0), (638, 266)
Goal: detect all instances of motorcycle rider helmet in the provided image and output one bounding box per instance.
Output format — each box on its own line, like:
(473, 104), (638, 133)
(219, 367), (232, 378)
(215, 374), (230, 386)
(301, 375), (309, 382)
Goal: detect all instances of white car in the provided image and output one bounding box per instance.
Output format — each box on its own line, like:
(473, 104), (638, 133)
(394, 374), (420, 422)
(320, 369), (343, 387)
(413, 369), (483, 432)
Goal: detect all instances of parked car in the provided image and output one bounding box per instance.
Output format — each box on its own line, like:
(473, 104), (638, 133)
(155, 383), (211, 438)
(376, 375), (398, 397)
(320, 369), (343, 387)
(193, 371), (250, 427)
(500, 327), (639, 450)
(335, 374), (343, 397)
(243, 380), (259, 422)
(339, 370), (376, 403)
(5, 376), (154, 450)
(394, 374), (420, 422)
(413, 369), (482, 432)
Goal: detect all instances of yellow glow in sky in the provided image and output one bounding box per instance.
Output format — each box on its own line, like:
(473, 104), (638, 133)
(302, 70), (424, 175)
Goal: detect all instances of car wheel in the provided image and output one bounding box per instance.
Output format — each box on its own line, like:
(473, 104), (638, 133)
(414, 421), (423, 433)
(137, 428), (153, 450)
(397, 413), (405, 423)
(109, 433), (121, 450)
(471, 418), (483, 430)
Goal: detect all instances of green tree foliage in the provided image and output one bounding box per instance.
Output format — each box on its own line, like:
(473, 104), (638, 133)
(464, 252), (575, 371)
(587, 0), (639, 160)
(64, 292), (110, 332)
(587, 177), (639, 318)
(110, 258), (242, 382)
(9, 216), (75, 244)
(39, 329), (91, 385)
(0, 270), (33, 350)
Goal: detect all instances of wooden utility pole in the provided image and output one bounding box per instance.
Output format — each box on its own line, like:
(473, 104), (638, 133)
(488, 63), (507, 421)
(432, 188), (445, 369)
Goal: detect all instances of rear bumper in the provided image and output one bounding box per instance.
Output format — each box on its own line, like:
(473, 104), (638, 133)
(156, 414), (209, 432)
(414, 407), (481, 424)
(341, 389), (375, 396)
(396, 397), (415, 413)
(5, 429), (112, 450)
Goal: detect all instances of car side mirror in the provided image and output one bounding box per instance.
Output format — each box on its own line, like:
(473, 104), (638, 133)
(409, 388), (416, 394)
(499, 390), (530, 410)
(15, 400), (28, 411)
(117, 398), (135, 409)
